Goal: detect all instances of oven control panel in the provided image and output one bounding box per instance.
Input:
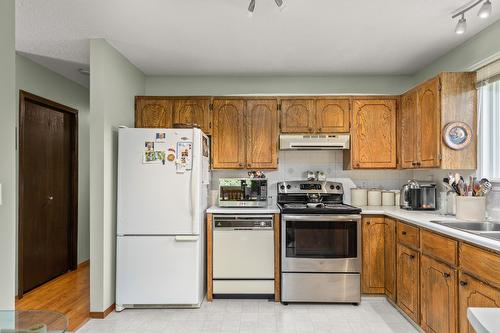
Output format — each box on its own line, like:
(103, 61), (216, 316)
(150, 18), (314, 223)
(277, 181), (343, 194)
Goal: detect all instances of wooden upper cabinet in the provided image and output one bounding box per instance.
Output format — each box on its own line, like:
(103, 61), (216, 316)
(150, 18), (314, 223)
(400, 90), (417, 169)
(458, 272), (500, 333)
(280, 99), (315, 133)
(351, 99), (397, 169)
(417, 77), (441, 168)
(384, 218), (396, 301)
(315, 98), (350, 133)
(397, 244), (420, 323)
(135, 97), (173, 128)
(212, 99), (246, 169)
(362, 217), (386, 294)
(172, 98), (211, 134)
(420, 255), (457, 333)
(246, 99), (278, 169)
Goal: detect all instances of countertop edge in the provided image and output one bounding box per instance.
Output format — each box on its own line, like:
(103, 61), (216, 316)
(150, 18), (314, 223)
(467, 308), (500, 333)
(361, 206), (500, 253)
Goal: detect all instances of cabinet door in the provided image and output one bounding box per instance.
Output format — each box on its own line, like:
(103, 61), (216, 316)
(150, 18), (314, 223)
(212, 99), (246, 169)
(315, 98), (350, 133)
(417, 77), (441, 168)
(421, 255), (457, 333)
(397, 244), (420, 323)
(173, 98), (211, 134)
(246, 99), (278, 169)
(384, 218), (396, 301)
(401, 91), (417, 169)
(362, 217), (386, 294)
(135, 98), (173, 128)
(280, 99), (315, 133)
(351, 99), (397, 168)
(458, 273), (500, 333)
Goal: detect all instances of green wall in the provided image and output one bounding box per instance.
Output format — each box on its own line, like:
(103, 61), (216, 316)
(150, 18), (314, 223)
(413, 19), (500, 83)
(15, 54), (91, 266)
(0, 0), (16, 310)
(89, 39), (145, 312)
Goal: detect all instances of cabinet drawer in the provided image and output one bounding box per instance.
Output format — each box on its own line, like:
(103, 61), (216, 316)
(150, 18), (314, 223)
(397, 222), (419, 249)
(421, 230), (458, 266)
(460, 243), (500, 287)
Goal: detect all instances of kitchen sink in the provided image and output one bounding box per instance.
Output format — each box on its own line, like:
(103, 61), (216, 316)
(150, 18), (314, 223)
(430, 221), (500, 232)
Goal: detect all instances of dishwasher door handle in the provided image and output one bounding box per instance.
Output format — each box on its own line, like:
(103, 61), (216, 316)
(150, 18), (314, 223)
(175, 235), (199, 242)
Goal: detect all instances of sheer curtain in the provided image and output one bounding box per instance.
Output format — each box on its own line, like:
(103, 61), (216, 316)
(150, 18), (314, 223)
(477, 79), (500, 180)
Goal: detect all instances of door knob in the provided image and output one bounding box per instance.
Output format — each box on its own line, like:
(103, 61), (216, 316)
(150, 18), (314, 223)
(459, 280), (468, 287)
(48, 196), (54, 201)
(443, 272), (450, 278)
(410, 254), (415, 259)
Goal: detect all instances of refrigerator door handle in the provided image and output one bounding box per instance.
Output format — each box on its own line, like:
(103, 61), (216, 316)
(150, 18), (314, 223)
(175, 235), (199, 242)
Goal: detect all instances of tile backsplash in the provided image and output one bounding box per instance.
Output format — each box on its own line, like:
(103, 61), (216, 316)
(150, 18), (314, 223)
(210, 151), (414, 204)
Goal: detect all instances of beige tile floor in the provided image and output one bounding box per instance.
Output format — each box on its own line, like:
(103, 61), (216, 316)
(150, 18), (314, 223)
(76, 297), (419, 333)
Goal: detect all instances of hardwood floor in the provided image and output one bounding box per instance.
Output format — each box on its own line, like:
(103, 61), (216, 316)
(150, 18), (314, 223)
(16, 261), (90, 332)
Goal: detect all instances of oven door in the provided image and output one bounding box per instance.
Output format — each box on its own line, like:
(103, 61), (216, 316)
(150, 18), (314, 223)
(281, 214), (361, 273)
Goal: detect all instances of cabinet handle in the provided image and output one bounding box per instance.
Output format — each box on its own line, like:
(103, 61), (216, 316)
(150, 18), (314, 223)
(402, 231), (407, 235)
(239, 163), (244, 167)
(410, 254), (415, 259)
(459, 280), (468, 287)
(417, 161), (422, 166)
(247, 163), (252, 168)
(443, 272), (450, 278)
(309, 127), (313, 132)
(366, 221), (371, 225)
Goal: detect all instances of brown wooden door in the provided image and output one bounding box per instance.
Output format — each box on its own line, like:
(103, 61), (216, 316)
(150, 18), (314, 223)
(135, 97), (173, 128)
(351, 99), (397, 169)
(401, 90), (418, 169)
(421, 255), (457, 333)
(246, 99), (278, 169)
(212, 99), (246, 169)
(397, 244), (420, 323)
(280, 99), (315, 133)
(315, 98), (350, 133)
(19, 92), (78, 295)
(384, 218), (396, 301)
(362, 217), (386, 294)
(417, 77), (441, 168)
(173, 98), (211, 134)
(458, 273), (500, 333)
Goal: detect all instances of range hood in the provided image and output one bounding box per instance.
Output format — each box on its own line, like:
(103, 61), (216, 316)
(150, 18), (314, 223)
(280, 134), (350, 150)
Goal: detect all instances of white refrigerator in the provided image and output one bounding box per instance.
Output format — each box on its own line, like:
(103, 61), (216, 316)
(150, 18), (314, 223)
(115, 128), (210, 311)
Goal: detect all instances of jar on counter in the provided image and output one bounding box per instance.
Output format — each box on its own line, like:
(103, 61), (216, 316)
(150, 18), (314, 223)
(351, 188), (368, 206)
(487, 180), (500, 221)
(367, 189), (382, 206)
(382, 191), (395, 206)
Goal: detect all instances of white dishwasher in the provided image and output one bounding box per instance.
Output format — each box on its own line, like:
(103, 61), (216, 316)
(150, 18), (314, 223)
(212, 214), (275, 297)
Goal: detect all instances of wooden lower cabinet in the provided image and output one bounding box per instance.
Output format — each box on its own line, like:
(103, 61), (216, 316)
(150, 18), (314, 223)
(420, 255), (457, 333)
(458, 272), (500, 333)
(362, 217), (386, 294)
(384, 218), (396, 301)
(397, 244), (420, 323)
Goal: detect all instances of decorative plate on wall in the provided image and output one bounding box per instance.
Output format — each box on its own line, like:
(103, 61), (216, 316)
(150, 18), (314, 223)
(442, 121), (473, 150)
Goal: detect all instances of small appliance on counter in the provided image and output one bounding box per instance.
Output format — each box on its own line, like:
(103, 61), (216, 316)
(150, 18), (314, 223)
(218, 178), (268, 207)
(400, 180), (438, 211)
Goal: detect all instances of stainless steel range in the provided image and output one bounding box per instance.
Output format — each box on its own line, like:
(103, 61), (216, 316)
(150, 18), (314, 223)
(277, 181), (362, 304)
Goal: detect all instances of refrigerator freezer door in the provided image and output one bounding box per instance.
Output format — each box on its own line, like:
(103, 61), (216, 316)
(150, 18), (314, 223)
(116, 236), (204, 306)
(117, 128), (205, 235)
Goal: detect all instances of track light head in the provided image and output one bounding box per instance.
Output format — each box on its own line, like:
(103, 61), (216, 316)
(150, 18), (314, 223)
(478, 0), (492, 18)
(274, 0), (286, 10)
(248, 0), (255, 17)
(455, 15), (467, 34)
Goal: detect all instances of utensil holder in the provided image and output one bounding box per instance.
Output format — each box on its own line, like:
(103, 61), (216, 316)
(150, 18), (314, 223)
(456, 196), (486, 222)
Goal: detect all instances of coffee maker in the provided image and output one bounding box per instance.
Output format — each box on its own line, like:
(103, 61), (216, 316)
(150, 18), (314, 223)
(400, 180), (438, 211)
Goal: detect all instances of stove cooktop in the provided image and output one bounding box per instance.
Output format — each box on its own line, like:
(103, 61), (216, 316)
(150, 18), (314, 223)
(278, 202), (362, 215)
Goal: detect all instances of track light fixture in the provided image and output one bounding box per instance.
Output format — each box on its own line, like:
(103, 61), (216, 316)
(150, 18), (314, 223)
(247, 0), (286, 17)
(452, 0), (493, 34)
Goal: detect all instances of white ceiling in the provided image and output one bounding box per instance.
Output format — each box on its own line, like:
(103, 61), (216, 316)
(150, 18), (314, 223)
(15, 0), (500, 85)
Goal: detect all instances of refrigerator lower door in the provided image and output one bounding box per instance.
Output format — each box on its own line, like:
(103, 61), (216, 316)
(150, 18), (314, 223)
(116, 235), (204, 308)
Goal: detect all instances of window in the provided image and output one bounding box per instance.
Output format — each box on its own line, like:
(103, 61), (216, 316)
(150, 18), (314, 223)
(477, 78), (500, 180)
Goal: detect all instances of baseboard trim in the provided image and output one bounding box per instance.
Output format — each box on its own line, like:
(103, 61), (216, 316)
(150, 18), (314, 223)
(78, 260), (90, 269)
(90, 303), (115, 319)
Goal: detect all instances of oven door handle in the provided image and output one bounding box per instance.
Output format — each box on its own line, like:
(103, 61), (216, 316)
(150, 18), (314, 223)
(282, 214), (361, 222)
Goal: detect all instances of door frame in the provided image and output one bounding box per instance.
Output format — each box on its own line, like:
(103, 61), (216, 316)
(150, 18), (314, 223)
(18, 90), (79, 298)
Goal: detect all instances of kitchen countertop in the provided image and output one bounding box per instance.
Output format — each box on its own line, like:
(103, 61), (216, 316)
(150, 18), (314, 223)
(206, 205), (280, 214)
(467, 308), (500, 333)
(360, 206), (500, 253)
